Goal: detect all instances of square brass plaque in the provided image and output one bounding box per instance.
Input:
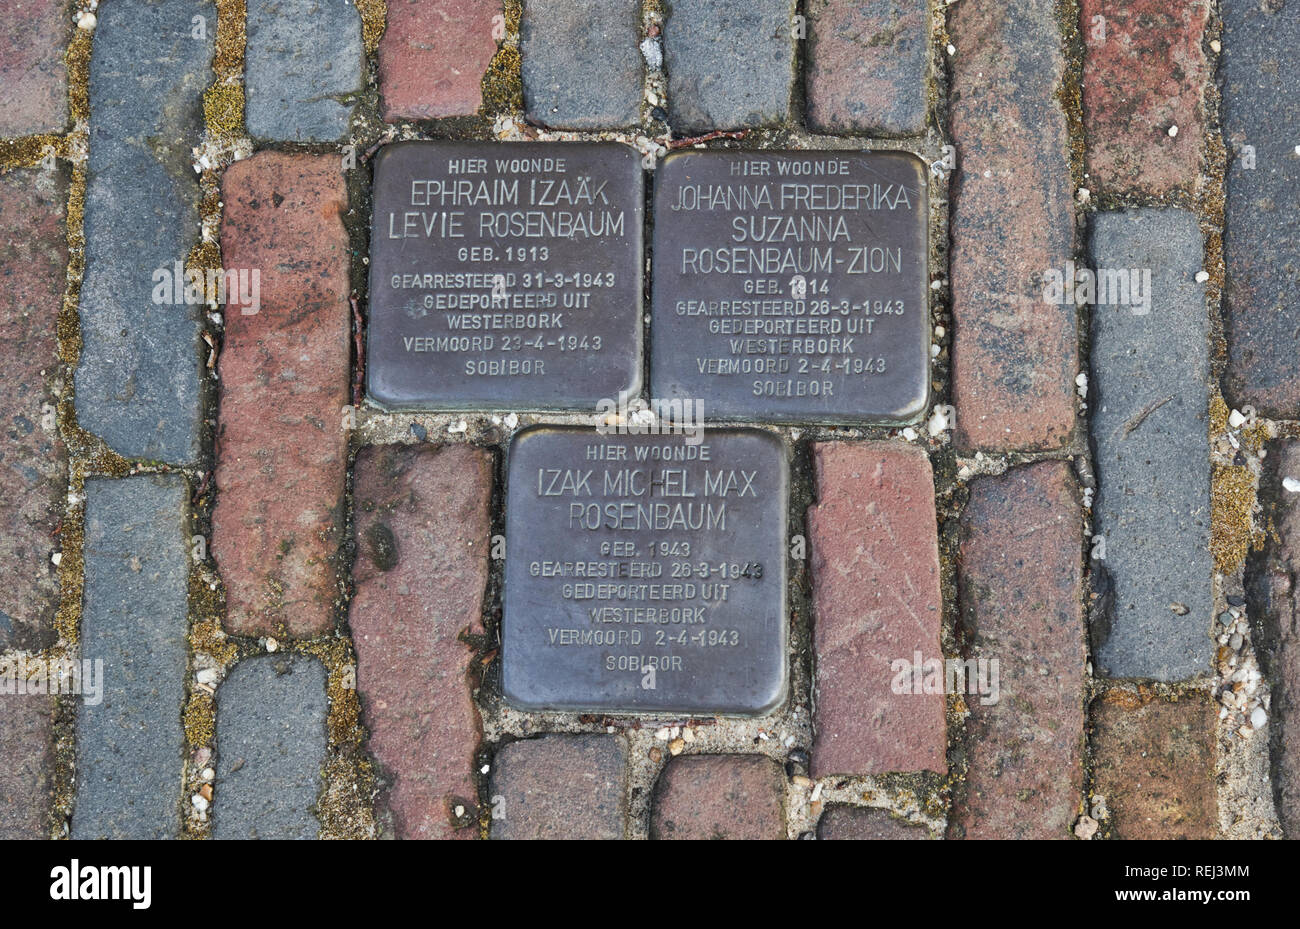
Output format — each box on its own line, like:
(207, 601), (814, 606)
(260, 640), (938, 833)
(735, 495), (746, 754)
(502, 426), (788, 715)
(650, 150), (929, 423)
(367, 141), (643, 410)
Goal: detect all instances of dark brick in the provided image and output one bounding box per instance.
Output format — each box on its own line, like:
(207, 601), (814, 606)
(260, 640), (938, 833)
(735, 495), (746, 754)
(650, 754), (785, 840)
(949, 0), (1077, 452)
(521, 0), (642, 129)
(213, 653), (328, 839)
(1089, 209), (1212, 681)
(244, 0), (363, 141)
(1080, 0), (1210, 197)
(663, 0), (795, 133)
(0, 696), (54, 839)
(75, 0), (212, 464)
(953, 462), (1085, 840)
(73, 475), (190, 840)
(379, 0), (502, 121)
(0, 0), (69, 136)
(1249, 440), (1300, 838)
(1221, 0), (1300, 418)
(213, 153), (350, 639)
(1091, 689), (1218, 839)
(817, 805), (933, 840)
(804, 0), (929, 136)
(489, 734), (627, 840)
(807, 442), (946, 777)
(350, 444), (492, 840)
(0, 167), (67, 651)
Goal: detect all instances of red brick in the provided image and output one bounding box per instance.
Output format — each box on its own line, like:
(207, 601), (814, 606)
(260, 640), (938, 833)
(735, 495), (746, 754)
(0, 0), (69, 136)
(807, 441), (946, 777)
(378, 0), (502, 121)
(1090, 689), (1218, 839)
(952, 462), (1085, 839)
(350, 443), (492, 839)
(804, 0), (929, 136)
(650, 754), (785, 840)
(213, 153), (350, 638)
(489, 734), (627, 840)
(949, 0), (1077, 452)
(1249, 441), (1300, 838)
(817, 805), (934, 840)
(0, 167), (67, 651)
(1081, 0), (1209, 197)
(0, 694), (54, 839)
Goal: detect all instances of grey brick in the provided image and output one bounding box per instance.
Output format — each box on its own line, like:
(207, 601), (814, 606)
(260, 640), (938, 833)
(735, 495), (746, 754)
(245, 0), (363, 141)
(1221, 0), (1300, 418)
(75, 0), (212, 464)
(663, 0), (795, 133)
(1089, 209), (1213, 681)
(213, 654), (328, 840)
(1248, 440), (1300, 838)
(73, 475), (190, 839)
(522, 0), (642, 129)
(490, 734), (627, 839)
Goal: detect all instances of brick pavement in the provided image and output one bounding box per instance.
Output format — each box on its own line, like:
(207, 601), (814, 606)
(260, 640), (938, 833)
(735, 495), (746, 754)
(0, 0), (1281, 844)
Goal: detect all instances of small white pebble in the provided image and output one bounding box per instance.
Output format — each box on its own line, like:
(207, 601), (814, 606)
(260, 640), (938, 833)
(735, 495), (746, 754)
(481, 764), (490, 775)
(640, 37), (663, 70)
(448, 420), (468, 434)
(934, 325), (945, 338)
(265, 636), (278, 652)
(1295, 145), (1300, 157)
(901, 427), (918, 442)
(191, 794), (210, 813)
(1210, 39), (1221, 53)
(1168, 125), (1179, 138)
(51, 552), (62, 566)
(1227, 408), (1247, 429)
(1073, 815), (1099, 840)
(654, 727), (670, 741)
(930, 279), (943, 291)
(77, 11), (96, 30)
(1251, 706), (1268, 729)
(1076, 187), (1091, 204)
(1195, 270), (1210, 284)
(927, 407), (951, 437)
(1283, 476), (1300, 493)
(201, 767), (215, 780)
(504, 413), (519, 430)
